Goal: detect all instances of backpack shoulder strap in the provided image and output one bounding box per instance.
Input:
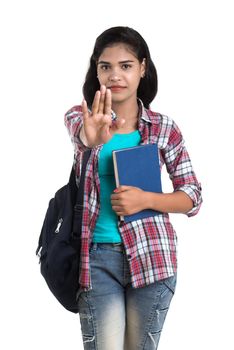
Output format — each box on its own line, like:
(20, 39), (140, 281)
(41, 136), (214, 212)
(75, 150), (91, 208)
(72, 150), (91, 237)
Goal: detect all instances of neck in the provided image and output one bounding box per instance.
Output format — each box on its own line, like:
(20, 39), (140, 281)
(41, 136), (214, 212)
(112, 98), (139, 132)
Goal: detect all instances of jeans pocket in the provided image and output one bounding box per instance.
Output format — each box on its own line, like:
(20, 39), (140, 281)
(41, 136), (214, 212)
(162, 274), (177, 296)
(152, 275), (177, 330)
(89, 244), (98, 257)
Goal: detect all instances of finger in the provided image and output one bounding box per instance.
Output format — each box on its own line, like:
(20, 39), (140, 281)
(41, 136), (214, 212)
(111, 203), (121, 210)
(111, 192), (122, 200)
(82, 99), (89, 120)
(98, 85), (106, 114)
(110, 118), (126, 134)
(114, 186), (130, 193)
(92, 90), (101, 115)
(104, 88), (112, 115)
(111, 198), (120, 205)
(112, 206), (125, 216)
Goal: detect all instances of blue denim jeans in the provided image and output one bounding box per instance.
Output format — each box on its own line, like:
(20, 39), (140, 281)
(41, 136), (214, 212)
(78, 243), (176, 350)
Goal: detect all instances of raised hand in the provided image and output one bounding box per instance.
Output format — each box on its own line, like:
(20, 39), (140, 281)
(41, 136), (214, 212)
(81, 85), (125, 147)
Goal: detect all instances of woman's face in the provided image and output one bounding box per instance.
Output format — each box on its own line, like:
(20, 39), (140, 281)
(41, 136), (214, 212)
(97, 43), (145, 105)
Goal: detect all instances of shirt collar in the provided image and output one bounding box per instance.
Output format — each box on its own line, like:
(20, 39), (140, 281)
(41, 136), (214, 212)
(137, 98), (152, 123)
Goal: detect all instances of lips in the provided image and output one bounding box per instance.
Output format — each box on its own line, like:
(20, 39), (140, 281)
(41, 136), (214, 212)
(108, 85), (126, 92)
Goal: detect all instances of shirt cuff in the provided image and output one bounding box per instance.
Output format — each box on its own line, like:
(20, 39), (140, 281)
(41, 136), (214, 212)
(177, 184), (202, 217)
(73, 123), (93, 152)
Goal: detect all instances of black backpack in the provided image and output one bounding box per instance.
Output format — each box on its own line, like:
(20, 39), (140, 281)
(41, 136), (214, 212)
(36, 150), (91, 313)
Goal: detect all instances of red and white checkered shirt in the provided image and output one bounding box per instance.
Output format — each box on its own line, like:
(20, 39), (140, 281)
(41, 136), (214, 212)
(64, 100), (202, 290)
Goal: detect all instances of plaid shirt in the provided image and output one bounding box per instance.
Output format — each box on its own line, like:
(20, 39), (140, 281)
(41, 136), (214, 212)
(65, 100), (202, 290)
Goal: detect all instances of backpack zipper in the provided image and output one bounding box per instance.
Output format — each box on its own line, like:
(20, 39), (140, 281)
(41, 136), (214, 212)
(55, 218), (63, 233)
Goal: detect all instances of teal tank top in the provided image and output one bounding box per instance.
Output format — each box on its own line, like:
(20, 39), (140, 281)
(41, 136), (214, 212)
(92, 130), (141, 243)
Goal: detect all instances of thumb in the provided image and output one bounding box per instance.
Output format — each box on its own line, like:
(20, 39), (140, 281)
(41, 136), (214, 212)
(111, 118), (125, 133)
(82, 99), (89, 119)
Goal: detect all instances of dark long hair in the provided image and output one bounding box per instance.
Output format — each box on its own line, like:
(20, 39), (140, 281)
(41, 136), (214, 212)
(82, 26), (158, 109)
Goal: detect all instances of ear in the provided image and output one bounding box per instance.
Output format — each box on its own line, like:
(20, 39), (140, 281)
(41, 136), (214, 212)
(141, 58), (146, 78)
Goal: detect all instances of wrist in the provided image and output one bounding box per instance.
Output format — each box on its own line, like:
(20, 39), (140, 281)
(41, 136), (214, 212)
(79, 126), (89, 147)
(145, 191), (160, 211)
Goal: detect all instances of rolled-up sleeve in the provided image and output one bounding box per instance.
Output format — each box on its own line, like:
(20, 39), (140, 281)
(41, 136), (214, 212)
(163, 119), (202, 217)
(64, 105), (91, 153)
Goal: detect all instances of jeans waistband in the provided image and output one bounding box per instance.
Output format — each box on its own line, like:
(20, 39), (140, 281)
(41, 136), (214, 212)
(91, 242), (124, 252)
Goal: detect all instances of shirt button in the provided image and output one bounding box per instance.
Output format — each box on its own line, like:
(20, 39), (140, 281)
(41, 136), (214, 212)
(127, 254), (132, 260)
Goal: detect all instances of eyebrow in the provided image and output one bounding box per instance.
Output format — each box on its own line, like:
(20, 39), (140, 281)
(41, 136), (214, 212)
(97, 60), (135, 65)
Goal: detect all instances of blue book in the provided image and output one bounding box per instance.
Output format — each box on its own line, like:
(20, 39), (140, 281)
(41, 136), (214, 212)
(112, 143), (162, 223)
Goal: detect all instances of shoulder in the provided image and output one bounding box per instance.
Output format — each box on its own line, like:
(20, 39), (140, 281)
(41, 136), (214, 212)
(143, 107), (183, 148)
(145, 108), (181, 135)
(146, 109), (174, 127)
(65, 105), (83, 119)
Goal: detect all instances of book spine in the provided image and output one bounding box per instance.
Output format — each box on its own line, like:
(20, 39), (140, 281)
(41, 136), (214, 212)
(112, 152), (120, 188)
(112, 152), (124, 222)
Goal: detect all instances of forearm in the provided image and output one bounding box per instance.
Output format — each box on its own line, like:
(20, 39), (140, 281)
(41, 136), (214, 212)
(145, 190), (194, 214)
(79, 126), (90, 147)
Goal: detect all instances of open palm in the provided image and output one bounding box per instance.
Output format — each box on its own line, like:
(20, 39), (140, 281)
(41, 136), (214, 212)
(82, 85), (125, 147)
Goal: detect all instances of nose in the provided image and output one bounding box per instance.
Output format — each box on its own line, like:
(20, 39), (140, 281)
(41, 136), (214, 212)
(108, 70), (121, 82)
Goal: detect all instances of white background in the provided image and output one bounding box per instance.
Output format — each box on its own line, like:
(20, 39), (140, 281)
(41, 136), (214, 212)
(0, 0), (233, 349)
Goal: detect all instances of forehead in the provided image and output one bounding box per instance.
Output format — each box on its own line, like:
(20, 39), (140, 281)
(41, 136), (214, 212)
(98, 43), (138, 62)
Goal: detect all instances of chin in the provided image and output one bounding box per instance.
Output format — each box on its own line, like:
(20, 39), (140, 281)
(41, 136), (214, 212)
(111, 96), (125, 103)
(112, 93), (130, 101)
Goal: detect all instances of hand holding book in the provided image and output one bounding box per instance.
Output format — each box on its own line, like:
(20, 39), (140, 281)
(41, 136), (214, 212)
(111, 185), (147, 218)
(112, 144), (162, 222)
(111, 144), (193, 222)
(111, 186), (194, 220)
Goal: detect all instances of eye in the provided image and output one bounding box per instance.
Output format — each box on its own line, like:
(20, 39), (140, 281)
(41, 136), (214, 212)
(121, 64), (132, 70)
(100, 64), (110, 71)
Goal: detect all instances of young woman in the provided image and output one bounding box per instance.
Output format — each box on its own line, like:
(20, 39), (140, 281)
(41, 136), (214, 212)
(65, 26), (202, 350)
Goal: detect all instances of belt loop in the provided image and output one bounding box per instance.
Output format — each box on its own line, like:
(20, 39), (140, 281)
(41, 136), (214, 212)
(91, 242), (98, 251)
